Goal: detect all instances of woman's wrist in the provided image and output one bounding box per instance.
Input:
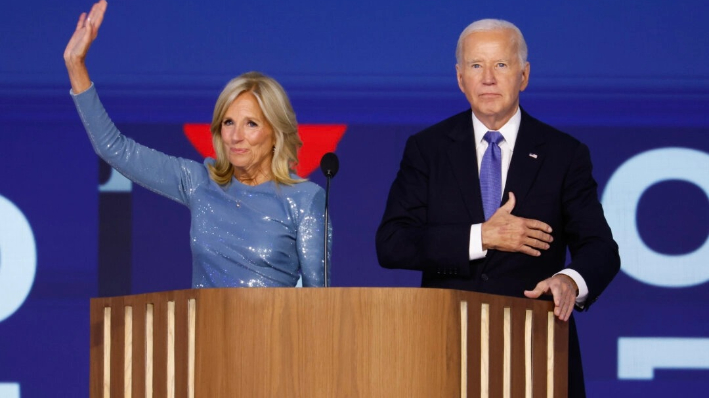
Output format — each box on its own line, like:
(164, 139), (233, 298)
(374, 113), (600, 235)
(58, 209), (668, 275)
(66, 62), (91, 94)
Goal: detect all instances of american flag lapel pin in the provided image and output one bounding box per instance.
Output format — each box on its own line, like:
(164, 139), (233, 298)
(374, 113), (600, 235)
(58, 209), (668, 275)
(529, 153), (538, 159)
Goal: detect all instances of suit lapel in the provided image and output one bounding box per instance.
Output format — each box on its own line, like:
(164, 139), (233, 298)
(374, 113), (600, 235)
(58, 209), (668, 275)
(446, 110), (486, 222)
(503, 109), (546, 209)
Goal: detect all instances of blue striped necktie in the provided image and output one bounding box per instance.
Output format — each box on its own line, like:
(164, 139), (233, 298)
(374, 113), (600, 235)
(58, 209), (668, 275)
(480, 131), (504, 220)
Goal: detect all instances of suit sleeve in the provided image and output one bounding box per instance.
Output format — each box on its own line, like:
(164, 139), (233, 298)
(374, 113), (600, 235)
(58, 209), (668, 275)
(562, 142), (620, 310)
(376, 135), (473, 275)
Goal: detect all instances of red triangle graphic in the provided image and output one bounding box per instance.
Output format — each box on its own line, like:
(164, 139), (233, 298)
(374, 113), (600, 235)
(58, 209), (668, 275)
(183, 123), (346, 178)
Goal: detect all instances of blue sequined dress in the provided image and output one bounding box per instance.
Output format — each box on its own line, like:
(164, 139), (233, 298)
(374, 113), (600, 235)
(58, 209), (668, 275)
(72, 84), (331, 287)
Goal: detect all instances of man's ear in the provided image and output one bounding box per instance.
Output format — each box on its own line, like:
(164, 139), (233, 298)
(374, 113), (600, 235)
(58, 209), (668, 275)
(520, 62), (530, 92)
(455, 64), (465, 93)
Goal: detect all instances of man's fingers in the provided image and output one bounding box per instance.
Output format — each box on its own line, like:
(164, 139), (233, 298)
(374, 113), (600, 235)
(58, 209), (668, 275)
(527, 227), (553, 242)
(524, 280), (549, 298)
(555, 292), (573, 321)
(500, 191), (516, 213)
(524, 286), (545, 298)
(561, 298), (573, 320)
(525, 218), (553, 234)
(519, 245), (541, 257)
(524, 237), (550, 250)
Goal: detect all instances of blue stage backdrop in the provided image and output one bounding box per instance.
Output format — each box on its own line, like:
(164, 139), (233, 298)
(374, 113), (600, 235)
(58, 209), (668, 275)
(1, 1), (708, 396)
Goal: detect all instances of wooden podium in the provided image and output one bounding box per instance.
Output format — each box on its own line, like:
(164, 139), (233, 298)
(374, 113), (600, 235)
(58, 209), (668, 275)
(90, 288), (568, 397)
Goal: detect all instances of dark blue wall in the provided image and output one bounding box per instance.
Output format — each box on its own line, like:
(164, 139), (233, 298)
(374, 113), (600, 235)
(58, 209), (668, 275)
(1, 1), (708, 396)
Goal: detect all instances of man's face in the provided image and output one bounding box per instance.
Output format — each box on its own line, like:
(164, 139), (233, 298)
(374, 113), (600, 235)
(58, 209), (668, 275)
(456, 29), (530, 130)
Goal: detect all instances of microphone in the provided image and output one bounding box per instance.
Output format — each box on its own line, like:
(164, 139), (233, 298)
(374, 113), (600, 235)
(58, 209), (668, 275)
(320, 152), (339, 178)
(319, 152), (339, 287)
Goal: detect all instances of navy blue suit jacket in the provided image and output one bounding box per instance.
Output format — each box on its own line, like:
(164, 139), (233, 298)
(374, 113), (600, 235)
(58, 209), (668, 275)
(376, 108), (620, 397)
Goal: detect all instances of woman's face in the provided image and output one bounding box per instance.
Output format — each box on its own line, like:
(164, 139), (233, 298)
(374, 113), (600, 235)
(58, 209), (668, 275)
(220, 92), (275, 181)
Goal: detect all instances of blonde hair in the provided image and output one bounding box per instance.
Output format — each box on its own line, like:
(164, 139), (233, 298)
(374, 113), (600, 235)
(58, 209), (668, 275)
(208, 71), (304, 185)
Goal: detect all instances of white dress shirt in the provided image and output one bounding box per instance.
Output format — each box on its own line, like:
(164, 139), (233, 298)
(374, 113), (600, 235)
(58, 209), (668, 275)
(466, 109), (588, 305)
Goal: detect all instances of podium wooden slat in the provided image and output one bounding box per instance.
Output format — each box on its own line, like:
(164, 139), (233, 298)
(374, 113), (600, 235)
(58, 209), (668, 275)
(90, 288), (567, 397)
(510, 305), (527, 398)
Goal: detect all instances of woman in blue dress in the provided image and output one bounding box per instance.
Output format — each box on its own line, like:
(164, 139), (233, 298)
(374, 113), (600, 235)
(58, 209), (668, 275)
(65, 1), (330, 288)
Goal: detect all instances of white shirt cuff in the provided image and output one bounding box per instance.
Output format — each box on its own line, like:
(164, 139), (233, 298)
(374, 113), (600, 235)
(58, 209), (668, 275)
(469, 224), (487, 260)
(556, 269), (588, 307)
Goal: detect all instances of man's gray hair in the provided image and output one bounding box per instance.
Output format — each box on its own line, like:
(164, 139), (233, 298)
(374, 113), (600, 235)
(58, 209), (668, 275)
(455, 19), (528, 66)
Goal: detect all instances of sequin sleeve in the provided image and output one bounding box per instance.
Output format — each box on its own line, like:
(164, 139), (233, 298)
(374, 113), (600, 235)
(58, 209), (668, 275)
(71, 84), (203, 205)
(296, 185), (332, 287)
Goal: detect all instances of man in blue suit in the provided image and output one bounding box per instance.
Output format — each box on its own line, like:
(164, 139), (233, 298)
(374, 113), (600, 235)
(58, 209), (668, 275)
(376, 19), (620, 397)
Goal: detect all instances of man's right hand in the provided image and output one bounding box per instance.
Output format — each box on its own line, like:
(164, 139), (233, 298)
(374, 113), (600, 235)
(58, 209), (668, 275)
(481, 192), (553, 256)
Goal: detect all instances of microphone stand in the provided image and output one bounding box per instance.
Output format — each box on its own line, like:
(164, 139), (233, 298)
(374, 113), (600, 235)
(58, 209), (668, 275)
(323, 174), (331, 287)
(320, 152), (338, 288)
